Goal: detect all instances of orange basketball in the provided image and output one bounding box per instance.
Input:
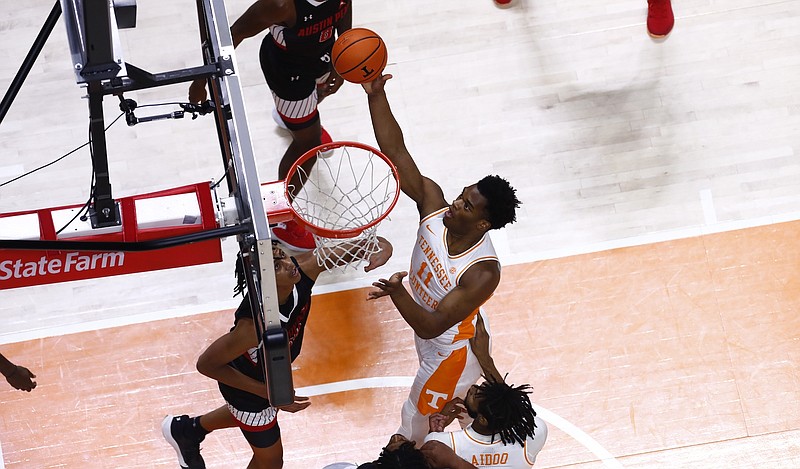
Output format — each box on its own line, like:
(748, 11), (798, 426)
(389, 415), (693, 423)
(331, 28), (388, 84)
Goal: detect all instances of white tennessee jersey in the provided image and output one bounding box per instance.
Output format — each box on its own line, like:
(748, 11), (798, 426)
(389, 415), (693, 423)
(423, 417), (548, 468)
(409, 208), (499, 348)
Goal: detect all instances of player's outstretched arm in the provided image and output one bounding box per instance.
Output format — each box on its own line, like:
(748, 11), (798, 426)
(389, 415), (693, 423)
(297, 236), (393, 281)
(196, 317), (269, 398)
(189, 0), (293, 102)
(369, 263), (499, 339)
(362, 76), (447, 217)
(230, 0), (294, 48)
(470, 313), (503, 384)
(0, 352), (36, 392)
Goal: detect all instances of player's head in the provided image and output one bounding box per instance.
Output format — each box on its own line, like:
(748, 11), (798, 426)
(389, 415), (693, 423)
(356, 434), (430, 469)
(475, 175), (521, 230)
(233, 242), (301, 296)
(272, 242), (302, 289)
(465, 379), (539, 446)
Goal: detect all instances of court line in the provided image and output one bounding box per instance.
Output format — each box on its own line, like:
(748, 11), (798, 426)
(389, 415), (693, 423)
(2, 211), (800, 346)
(699, 189), (717, 225)
(297, 377), (624, 469)
(0, 437), (5, 469)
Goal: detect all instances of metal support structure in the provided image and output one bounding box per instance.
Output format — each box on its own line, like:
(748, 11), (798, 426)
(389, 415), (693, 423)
(0, 1), (62, 126)
(0, 0), (293, 405)
(87, 80), (118, 227)
(196, 0), (293, 406)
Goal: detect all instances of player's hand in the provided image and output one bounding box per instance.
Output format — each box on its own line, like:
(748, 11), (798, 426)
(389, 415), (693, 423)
(439, 397), (466, 426)
(5, 366), (36, 392)
(368, 271), (407, 300)
(318, 71), (345, 100)
(361, 74), (393, 95)
(429, 397), (465, 432)
(364, 236), (393, 272)
(420, 440), (474, 469)
(188, 78), (208, 103)
(276, 395), (310, 413)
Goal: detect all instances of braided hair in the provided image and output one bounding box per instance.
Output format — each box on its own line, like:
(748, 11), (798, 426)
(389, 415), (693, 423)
(476, 380), (538, 446)
(357, 441), (430, 469)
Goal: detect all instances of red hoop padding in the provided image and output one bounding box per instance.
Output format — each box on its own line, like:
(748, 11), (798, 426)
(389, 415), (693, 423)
(280, 141), (401, 239)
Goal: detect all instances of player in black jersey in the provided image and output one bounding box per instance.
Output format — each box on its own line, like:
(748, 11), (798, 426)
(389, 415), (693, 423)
(162, 238), (391, 469)
(189, 0), (353, 251)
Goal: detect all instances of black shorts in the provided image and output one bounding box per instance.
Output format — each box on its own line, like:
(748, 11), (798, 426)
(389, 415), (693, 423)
(219, 377), (281, 449)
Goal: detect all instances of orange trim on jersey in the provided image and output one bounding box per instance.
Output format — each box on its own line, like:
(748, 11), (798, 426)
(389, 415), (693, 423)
(524, 439), (535, 466)
(452, 308), (479, 343)
(416, 346), (468, 415)
(464, 427), (498, 446)
(419, 207), (448, 225)
(448, 236), (490, 260)
(453, 256), (499, 285)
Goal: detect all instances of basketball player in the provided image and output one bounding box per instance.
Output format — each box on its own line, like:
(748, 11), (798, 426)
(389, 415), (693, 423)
(188, 0), (353, 251)
(0, 351), (36, 392)
(162, 238), (392, 469)
(323, 433), (474, 469)
(423, 314), (547, 469)
(422, 380), (547, 469)
(362, 74), (522, 445)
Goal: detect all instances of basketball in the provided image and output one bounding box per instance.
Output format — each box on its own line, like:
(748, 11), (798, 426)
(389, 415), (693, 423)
(331, 28), (388, 84)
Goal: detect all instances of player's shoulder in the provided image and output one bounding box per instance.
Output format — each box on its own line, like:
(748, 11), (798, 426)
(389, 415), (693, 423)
(423, 431), (454, 446)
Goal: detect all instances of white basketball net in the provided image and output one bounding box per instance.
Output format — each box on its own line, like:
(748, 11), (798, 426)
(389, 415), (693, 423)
(289, 143), (399, 272)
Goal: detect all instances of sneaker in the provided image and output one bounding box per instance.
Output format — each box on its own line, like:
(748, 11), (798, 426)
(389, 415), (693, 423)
(162, 415), (206, 469)
(647, 0), (674, 38)
(319, 126), (334, 159)
(271, 220), (315, 251)
(272, 107), (289, 130)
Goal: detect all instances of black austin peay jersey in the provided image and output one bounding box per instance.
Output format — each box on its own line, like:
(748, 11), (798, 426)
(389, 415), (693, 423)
(267, 0), (351, 65)
(218, 256), (315, 410)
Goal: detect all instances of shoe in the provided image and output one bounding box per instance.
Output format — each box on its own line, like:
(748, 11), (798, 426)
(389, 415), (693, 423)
(319, 126), (334, 159)
(647, 0), (674, 38)
(271, 220), (315, 251)
(272, 107), (289, 130)
(162, 415), (206, 469)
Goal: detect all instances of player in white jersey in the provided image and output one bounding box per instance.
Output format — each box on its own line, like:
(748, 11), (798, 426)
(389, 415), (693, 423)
(423, 382), (547, 468)
(362, 74), (522, 445)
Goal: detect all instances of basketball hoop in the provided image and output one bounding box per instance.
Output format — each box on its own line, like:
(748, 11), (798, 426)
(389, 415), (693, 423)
(278, 141), (400, 271)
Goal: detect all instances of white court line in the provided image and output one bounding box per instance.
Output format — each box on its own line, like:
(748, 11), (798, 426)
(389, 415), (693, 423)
(297, 377), (624, 469)
(0, 437), (5, 469)
(3, 210), (800, 345)
(700, 189), (717, 225)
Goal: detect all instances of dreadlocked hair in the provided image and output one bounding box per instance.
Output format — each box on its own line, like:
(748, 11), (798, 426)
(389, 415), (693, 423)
(373, 441), (430, 469)
(476, 380), (538, 446)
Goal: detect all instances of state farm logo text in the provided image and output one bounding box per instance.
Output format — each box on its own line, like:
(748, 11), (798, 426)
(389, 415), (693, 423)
(0, 252), (125, 281)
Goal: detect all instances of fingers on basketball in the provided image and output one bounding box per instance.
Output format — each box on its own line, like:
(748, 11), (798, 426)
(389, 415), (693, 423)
(331, 27), (388, 84)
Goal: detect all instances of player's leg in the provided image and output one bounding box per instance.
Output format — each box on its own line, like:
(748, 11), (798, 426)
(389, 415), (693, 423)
(241, 425), (283, 469)
(399, 339), (471, 444)
(162, 406), (236, 469)
(260, 42), (331, 250)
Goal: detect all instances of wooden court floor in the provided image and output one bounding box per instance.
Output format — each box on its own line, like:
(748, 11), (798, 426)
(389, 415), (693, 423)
(1, 220), (799, 468)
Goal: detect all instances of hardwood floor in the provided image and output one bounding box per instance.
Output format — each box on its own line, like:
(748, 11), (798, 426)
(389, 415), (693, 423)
(1, 0), (800, 467)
